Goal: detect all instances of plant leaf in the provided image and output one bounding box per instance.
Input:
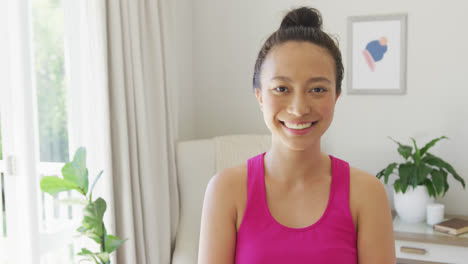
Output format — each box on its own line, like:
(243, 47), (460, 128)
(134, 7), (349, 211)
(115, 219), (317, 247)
(389, 137), (412, 160)
(411, 165), (419, 188)
(424, 153), (465, 189)
(424, 179), (436, 198)
(394, 179), (401, 193)
(62, 147), (89, 195)
(417, 164), (432, 185)
(76, 226), (101, 244)
(40, 176), (81, 196)
(441, 168), (448, 197)
(376, 163), (398, 184)
(82, 198), (107, 240)
(430, 169), (445, 197)
(77, 248), (109, 264)
(77, 248), (94, 256)
(398, 163), (413, 193)
(85, 231), (102, 244)
(420, 136), (448, 157)
(96, 252), (109, 263)
(105, 234), (127, 253)
(77, 248), (100, 264)
(410, 137), (421, 165)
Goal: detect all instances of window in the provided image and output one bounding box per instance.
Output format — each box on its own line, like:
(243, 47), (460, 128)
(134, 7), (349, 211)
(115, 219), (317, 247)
(33, 0), (78, 263)
(33, 0), (70, 164)
(0, 0), (82, 263)
(0, 116), (6, 264)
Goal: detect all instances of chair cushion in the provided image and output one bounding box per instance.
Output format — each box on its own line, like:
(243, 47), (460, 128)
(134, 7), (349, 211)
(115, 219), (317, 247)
(172, 139), (215, 264)
(172, 134), (271, 264)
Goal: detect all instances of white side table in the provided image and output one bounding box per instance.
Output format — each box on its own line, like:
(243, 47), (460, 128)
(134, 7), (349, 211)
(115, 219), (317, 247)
(393, 212), (468, 264)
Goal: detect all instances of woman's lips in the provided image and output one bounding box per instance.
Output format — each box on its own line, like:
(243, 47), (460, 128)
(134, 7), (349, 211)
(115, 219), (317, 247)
(280, 121), (317, 135)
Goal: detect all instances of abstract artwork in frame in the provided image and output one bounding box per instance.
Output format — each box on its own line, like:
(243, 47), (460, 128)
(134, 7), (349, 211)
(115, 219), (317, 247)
(347, 14), (407, 95)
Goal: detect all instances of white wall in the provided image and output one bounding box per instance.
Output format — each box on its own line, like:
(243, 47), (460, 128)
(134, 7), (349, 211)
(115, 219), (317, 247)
(187, 0), (468, 214)
(174, 0), (195, 140)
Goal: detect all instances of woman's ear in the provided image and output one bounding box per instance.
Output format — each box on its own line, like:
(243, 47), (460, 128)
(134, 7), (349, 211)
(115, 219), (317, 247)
(255, 88), (263, 111)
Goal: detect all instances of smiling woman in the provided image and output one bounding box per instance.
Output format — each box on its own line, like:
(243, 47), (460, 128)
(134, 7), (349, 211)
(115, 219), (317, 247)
(198, 6), (396, 264)
(256, 41), (338, 151)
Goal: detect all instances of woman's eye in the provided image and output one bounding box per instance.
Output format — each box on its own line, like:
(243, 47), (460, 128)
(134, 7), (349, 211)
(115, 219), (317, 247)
(274, 86), (288, 93)
(312, 87), (326, 93)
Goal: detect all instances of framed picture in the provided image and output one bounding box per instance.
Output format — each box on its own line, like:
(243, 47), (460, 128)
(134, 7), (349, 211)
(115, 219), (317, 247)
(347, 14), (407, 95)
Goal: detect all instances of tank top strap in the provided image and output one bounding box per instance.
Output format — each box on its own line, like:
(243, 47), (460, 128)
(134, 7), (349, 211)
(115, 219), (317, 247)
(246, 153), (265, 201)
(328, 155), (355, 230)
(239, 152), (269, 232)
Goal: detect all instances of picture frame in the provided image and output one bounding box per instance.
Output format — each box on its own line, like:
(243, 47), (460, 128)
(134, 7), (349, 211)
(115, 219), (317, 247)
(347, 14), (407, 95)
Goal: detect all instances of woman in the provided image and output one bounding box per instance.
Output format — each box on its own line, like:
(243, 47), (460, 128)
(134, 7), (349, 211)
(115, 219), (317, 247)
(198, 7), (395, 264)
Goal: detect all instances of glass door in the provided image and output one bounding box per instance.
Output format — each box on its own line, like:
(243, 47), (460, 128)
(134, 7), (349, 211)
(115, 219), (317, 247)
(0, 0), (81, 263)
(0, 115), (7, 264)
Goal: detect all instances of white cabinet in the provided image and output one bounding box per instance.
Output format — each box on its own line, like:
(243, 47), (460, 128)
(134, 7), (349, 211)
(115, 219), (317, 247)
(396, 240), (468, 263)
(394, 214), (468, 264)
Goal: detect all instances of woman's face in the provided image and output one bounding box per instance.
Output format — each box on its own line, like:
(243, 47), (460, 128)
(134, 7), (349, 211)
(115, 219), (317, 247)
(256, 41), (340, 151)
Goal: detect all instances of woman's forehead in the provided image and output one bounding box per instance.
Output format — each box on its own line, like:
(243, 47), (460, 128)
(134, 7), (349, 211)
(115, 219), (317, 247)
(261, 41), (335, 82)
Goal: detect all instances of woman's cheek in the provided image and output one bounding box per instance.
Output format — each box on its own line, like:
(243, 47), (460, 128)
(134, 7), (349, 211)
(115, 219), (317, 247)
(315, 103), (330, 116)
(263, 96), (282, 114)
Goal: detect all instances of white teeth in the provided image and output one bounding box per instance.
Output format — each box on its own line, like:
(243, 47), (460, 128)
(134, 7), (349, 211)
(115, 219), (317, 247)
(284, 122), (313, 130)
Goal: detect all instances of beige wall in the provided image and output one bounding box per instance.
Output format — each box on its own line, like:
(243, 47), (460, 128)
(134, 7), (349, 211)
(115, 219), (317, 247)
(178, 0), (468, 214)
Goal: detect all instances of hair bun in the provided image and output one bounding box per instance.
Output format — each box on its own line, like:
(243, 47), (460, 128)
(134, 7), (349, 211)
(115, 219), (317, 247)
(280, 7), (323, 30)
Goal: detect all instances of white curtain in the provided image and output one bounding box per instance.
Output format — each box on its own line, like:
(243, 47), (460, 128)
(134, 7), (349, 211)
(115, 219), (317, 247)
(105, 1), (180, 263)
(63, 0), (117, 261)
(64, 0), (180, 263)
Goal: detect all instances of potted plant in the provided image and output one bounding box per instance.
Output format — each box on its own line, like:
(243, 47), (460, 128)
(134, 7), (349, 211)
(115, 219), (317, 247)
(40, 147), (126, 264)
(377, 136), (465, 223)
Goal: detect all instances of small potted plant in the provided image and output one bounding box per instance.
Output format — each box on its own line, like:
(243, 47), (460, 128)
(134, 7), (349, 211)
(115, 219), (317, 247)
(40, 147), (126, 264)
(377, 136), (465, 223)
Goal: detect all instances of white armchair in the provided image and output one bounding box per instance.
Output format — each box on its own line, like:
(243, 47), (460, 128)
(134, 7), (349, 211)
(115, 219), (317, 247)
(172, 135), (271, 264)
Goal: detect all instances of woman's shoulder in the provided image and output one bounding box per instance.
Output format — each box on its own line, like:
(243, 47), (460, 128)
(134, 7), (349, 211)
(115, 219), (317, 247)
(348, 165), (395, 260)
(349, 166), (388, 205)
(349, 166), (385, 191)
(205, 164), (248, 217)
(348, 165), (391, 228)
(199, 164), (248, 262)
(210, 164), (248, 191)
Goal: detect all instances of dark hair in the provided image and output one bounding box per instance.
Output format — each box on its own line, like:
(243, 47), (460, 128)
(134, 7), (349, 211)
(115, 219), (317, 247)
(252, 7), (343, 94)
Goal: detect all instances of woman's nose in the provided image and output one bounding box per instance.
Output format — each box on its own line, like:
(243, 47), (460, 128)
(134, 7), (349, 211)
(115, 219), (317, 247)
(287, 95), (311, 116)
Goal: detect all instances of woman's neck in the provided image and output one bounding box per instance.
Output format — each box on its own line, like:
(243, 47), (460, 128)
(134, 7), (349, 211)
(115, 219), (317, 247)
(264, 137), (330, 185)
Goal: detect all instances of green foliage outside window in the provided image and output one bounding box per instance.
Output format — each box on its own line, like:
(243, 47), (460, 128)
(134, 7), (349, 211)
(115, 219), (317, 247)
(32, 0), (69, 163)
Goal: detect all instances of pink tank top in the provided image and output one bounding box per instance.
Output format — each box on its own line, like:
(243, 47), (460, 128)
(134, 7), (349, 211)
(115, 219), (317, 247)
(235, 153), (358, 264)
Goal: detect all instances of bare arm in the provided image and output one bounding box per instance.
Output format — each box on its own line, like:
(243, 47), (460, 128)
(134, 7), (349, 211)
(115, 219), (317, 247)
(198, 171), (238, 264)
(355, 171), (396, 264)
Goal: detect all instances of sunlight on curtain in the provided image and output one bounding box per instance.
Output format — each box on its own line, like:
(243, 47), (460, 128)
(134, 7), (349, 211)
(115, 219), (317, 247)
(62, 0), (116, 262)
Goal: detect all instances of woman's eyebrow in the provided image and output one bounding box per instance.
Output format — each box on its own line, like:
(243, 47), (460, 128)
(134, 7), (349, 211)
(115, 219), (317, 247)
(270, 76), (332, 84)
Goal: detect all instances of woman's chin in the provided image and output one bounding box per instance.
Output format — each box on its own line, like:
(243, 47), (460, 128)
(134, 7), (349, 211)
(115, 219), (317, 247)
(277, 136), (320, 152)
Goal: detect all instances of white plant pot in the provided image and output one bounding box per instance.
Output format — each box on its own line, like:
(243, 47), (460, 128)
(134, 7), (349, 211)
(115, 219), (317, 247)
(393, 185), (434, 223)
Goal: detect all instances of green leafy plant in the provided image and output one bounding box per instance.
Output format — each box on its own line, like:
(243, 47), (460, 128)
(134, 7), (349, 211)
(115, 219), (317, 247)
(376, 136), (465, 198)
(40, 147), (126, 264)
